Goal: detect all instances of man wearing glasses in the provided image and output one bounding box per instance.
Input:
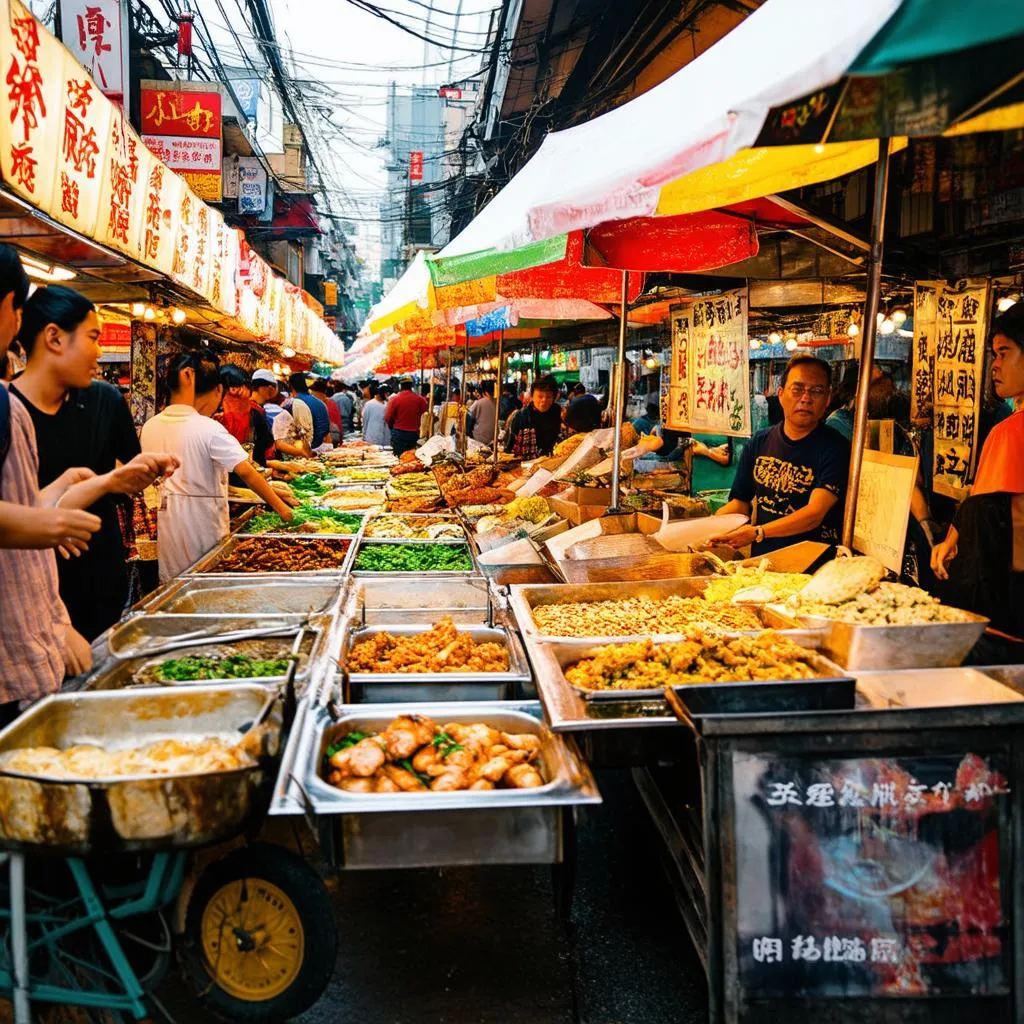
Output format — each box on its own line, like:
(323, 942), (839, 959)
(711, 355), (850, 556)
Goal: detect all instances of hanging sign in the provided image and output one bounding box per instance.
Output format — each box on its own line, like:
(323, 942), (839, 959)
(237, 156), (267, 214)
(409, 150), (423, 181)
(97, 106), (151, 255)
(59, 0), (127, 102)
(136, 158), (183, 278)
(914, 278), (990, 500)
(667, 288), (751, 437)
(140, 81), (222, 201)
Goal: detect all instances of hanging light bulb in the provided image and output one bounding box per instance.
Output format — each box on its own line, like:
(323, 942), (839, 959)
(131, 302), (146, 317)
(282, 346), (296, 358)
(768, 331), (782, 344)
(997, 293), (1020, 313)
(171, 307), (186, 325)
(879, 317), (896, 335)
(749, 338), (762, 350)
(784, 337), (799, 352)
(891, 308), (907, 326)
(847, 322), (860, 338)
(143, 306), (156, 321)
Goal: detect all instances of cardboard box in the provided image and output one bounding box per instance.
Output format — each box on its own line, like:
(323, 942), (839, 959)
(562, 485), (612, 505)
(549, 494), (607, 526)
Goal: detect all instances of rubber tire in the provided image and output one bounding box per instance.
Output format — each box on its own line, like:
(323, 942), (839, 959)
(180, 842), (337, 1023)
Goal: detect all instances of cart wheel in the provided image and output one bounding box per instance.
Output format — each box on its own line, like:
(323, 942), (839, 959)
(180, 843), (336, 1022)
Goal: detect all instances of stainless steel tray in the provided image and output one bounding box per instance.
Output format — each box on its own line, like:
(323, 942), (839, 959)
(351, 539), (477, 576)
(361, 511), (466, 541)
(0, 685), (280, 853)
(508, 578), (821, 645)
(188, 534), (356, 576)
(141, 576), (345, 617)
(292, 701), (600, 815)
(340, 622), (531, 703)
(531, 638), (849, 702)
(87, 628), (321, 691)
(819, 613), (989, 670)
(236, 505), (365, 537)
(351, 576), (491, 626)
(855, 667), (1024, 710)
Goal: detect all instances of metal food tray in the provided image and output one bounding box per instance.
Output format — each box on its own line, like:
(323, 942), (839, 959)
(339, 622), (531, 703)
(821, 612), (989, 671)
(140, 575), (345, 618)
(351, 576), (491, 626)
(0, 685), (281, 853)
(293, 701), (599, 814)
(86, 628), (321, 691)
(236, 506), (365, 537)
(531, 638), (851, 704)
(351, 539), (477, 577)
(508, 578), (824, 645)
(187, 534), (356, 576)
(361, 510), (466, 541)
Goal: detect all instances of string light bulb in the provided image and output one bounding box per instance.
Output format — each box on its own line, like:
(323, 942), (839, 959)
(768, 331), (782, 344)
(143, 306), (156, 321)
(879, 317), (896, 335)
(171, 307), (186, 325)
(131, 302), (146, 317)
(847, 322), (860, 338)
(282, 346), (295, 358)
(784, 337), (798, 352)
(997, 293), (1020, 313)
(749, 338), (761, 350)
(891, 308), (908, 325)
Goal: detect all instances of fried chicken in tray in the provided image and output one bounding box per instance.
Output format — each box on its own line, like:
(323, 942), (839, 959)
(323, 714), (545, 793)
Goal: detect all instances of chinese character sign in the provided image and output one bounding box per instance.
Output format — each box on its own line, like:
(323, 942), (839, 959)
(97, 106), (151, 256)
(910, 281), (938, 422)
(52, 60), (111, 236)
(931, 279), (989, 500)
(140, 82), (222, 201)
(409, 150), (423, 181)
(667, 289), (750, 436)
(59, 0), (127, 101)
(0, 0), (68, 208)
(733, 751), (1010, 999)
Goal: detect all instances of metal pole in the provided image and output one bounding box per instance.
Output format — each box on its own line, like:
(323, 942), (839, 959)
(842, 138), (891, 549)
(609, 270), (629, 511)
(460, 333), (470, 455)
(492, 329), (505, 466)
(10, 852), (30, 1023)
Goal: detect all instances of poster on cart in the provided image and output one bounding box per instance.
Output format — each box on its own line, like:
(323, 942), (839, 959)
(912, 278), (991, 501)
(731, 750), (1011, 999)
(667, 289), (751, 437)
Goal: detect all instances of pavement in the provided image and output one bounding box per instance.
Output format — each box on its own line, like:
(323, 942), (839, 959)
(154, 768), (708, 1024)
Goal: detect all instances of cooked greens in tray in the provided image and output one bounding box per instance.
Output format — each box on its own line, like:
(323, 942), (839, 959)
(154, 654), (293, 681)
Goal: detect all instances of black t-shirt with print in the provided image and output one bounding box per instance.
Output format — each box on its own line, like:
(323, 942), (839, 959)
(729, 422), (850, 555)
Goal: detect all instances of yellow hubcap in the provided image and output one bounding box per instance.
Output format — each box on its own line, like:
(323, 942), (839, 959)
(200, 878), (305, 1002)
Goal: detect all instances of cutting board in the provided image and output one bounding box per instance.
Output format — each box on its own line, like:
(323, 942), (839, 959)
(741, 541), (829, 574)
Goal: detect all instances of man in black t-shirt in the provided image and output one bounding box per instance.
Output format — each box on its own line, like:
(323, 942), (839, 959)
(711, 355), (850, 556)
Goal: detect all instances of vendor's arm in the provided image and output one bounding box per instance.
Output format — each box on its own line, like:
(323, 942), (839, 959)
(694, 440), (731, 466)
(713, 488), (838, 549)
(234, 461), (295, 520)
(931, 524), (960, 581)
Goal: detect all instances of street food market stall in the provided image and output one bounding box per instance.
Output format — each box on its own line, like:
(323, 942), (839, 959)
(2, 440), (1023, 1024)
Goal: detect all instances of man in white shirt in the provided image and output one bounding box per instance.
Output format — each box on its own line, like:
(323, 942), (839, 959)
(141, 352), (294, 581)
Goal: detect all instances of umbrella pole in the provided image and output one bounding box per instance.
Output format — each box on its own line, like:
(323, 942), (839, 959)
(461, 334), (470, 455)
(609, 270), (630, 511)
(841, 138), (891, 549)
(492, 329), (505, 466)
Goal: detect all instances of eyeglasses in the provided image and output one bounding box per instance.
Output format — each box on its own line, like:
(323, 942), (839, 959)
(788, 384), (828, 399)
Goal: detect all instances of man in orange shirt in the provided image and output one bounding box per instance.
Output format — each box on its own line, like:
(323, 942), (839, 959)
(933, 302), (1024, 579)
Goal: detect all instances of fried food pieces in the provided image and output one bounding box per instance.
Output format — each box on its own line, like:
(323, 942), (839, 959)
(564, 630), (820, 691)
(347, 617), (509, 673)
(323, 714), (545, 793)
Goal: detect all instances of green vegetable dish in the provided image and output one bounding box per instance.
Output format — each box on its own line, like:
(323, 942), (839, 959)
(154, 654), (293, 681)
(353, 543), (473, 573)
(287, 474), (331, 496)
(244, 507), (363, 535)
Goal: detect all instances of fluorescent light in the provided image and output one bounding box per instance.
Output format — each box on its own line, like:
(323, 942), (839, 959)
(21, 255), (76, 282)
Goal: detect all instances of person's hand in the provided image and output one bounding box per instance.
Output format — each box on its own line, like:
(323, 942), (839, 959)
(56, 467), (96, 491)
(107, 453), (180, 495)
(1, 504), (101, 555)
(709, 524), (757, 549)
(280, 491), (301, 509)
(62, 627), (93, 678)
(931, 534), (958, 580)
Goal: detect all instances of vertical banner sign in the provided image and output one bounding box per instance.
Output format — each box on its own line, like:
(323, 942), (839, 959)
(237, 156), (267, 214)
(97, 107), (152, 256)
(59, 0), (127, 102)
(911, 281), (940, 421)
(732, 750), (1011, 999)
(931, 279), (990, 500)
(667, 288), (751, 437)
(409, 150), (424, 181)
(140, 81), (222, 201)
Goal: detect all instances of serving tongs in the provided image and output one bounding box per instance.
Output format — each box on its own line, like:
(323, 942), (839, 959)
(109, 617), (310, 661)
